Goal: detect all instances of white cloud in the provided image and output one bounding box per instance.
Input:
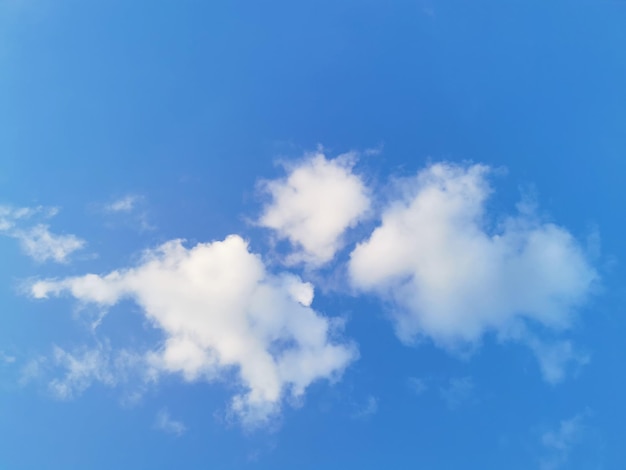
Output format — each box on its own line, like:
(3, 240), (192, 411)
(15, 224), (85, 263)
(258, 151), (371, 267)
(155, 409), (187, 436)
(349, 163), (597, 378)
(540, 414), (586, 470)
(105, 195), (139, 213)
(0, 205), (85, 263)
(31, 235), (356, 426)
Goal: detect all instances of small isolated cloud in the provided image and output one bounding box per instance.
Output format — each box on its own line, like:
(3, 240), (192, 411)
(0, 351), (16, 364)
(31, 235), (356, 426)
(0, 205), (85, 263)
(440, 376), (475, 410)
(258, 151), (371, 267)
(540, 414), (586, 470)
(100, 194), (154, 231)
(155, 409), (186, 436)
(349, 163), (597, 380)
(352, 395), (378, 419)
(105, 195), (139, 213)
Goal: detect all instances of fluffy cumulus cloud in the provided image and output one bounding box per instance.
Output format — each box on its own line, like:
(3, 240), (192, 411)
(258, 152), (370, 266)
(0, 205), (84, 262)
(31, 235), (356, 425)
(349, 163), (597, 376)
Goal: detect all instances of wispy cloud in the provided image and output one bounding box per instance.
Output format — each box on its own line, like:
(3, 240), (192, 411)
(440, 376), (475, 410)
(48, 345), (118, 399)
(99, 194), (154, 231)
(16, 341), (154, 403)
(527, 337), (589, 385)
(352, 395), (378, 419)
(0, 351), (16, 364)
(0, 205), (85, 263)
(155, 409), (187, 436)
(19, 356), (46, 386)
(540, 413), (587, 470)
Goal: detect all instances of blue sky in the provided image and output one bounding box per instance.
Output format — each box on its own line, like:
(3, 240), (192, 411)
(1, 1), (625, 468)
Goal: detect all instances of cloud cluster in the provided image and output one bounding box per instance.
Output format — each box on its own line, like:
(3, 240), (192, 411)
(258, 152), (370, 266)
(20, 153), (599, 426)
(0, 205), (84, 263)
(348, 163), (597, 365)
(32, 235), (356, 425)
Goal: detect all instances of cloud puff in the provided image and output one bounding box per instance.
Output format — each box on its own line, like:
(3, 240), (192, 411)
(258, 152), (371, 266)
(0, 205), (85, 263)
(349, 163), (597, 377)
(31, 235), (356, 426)
(105, 195), (139, 213)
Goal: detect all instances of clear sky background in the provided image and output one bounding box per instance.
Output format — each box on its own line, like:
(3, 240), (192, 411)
(1, 1), (625, 469)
